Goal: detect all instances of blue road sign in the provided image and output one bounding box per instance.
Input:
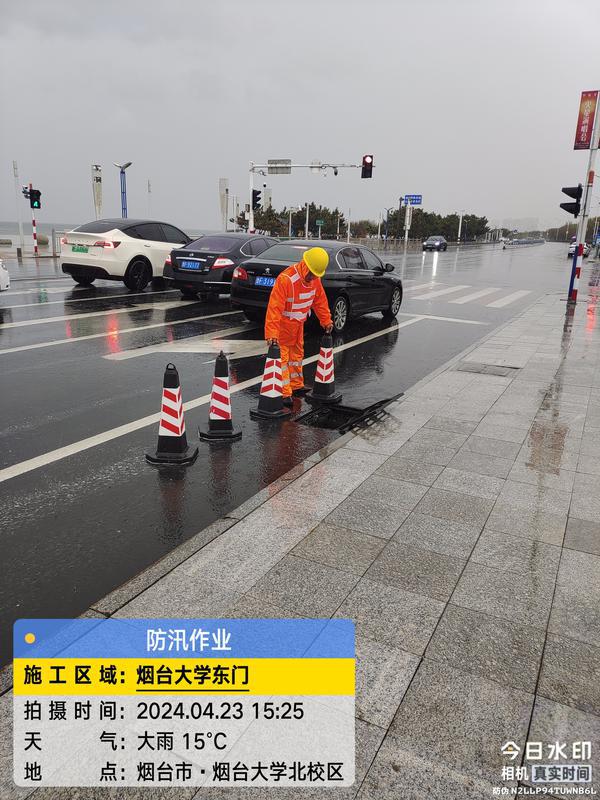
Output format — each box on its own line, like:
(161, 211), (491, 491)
(404, 194), (422, 205)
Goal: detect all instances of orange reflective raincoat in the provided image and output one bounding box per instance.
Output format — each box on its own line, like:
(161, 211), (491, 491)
(264, 261), (332, 396)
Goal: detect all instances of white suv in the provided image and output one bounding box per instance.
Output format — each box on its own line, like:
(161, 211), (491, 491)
(61, 219), (191, 291)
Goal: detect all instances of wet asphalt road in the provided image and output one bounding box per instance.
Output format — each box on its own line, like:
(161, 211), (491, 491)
(0, 242), (574, 665)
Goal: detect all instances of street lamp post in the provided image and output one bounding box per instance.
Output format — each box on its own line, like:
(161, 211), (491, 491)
(457, 210), (465, 243)
(384, 207), (394, 251)
(287, 206), (298, 238)
(114, 162), (132, 219)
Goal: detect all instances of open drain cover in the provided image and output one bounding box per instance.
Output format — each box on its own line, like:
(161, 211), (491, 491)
(295, 393), (404, 434)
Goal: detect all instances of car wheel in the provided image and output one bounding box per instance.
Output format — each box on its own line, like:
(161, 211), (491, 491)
(332, 295), (349, 332)
(72, 272), (95, 286)
(243, 309), (265, 323)
(383, 286), (402, 319)
(124, 260), (152, 292)
(180, 288), (198, 299)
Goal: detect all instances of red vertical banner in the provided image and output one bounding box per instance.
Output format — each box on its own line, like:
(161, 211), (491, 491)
(574, 90), (598, 150)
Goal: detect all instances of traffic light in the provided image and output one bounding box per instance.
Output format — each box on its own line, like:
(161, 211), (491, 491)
(361, 154), (374, 179)
(560, 184), (582, 218)
(29, 189), (42, 210)
(252, 189), (262, 211)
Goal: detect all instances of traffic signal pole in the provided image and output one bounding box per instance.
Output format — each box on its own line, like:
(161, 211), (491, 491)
(248, 158), (371, 234)
(568, 109), (599, 303)
(29, 182), (38, 257)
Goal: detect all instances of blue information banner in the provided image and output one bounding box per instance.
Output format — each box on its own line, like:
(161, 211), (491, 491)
(14, 618), (355, 659)
(404, 194), (422, 205)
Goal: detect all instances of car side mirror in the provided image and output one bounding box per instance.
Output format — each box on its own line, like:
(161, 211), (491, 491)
(384, 263), (395, 272)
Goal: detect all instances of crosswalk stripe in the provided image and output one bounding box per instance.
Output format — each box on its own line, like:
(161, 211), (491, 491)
(0, 311), (241, 355)
(404, 282), (438, 292)
(2, 288), (178, 310)
(411, 285), (471, 300)
(449, 287), (500, 304)
(486, 290), (531, 308)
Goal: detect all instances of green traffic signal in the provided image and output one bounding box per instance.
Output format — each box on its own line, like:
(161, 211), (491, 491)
(29, 189), (42, 210)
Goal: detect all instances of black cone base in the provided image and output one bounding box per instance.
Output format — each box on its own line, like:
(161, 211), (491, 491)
(306, 389), (342, 405)
(292, 385), (312, 396)
(199, 426), (242, 442)
(250, 405), (291, 420)
(146, 445), (199, 465)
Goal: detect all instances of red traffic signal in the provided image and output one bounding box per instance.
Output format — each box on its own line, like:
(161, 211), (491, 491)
(560, 184), (582, 218)
(361, 154), (374, 179)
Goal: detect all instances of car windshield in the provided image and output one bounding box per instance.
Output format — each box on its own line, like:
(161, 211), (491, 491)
(427, 236), (443, 242)
(74, 221), (121, 233)
(186, 236), (241, 252)
(259, 244), (314, 261)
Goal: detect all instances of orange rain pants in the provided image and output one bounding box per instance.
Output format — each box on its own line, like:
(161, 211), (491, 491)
(265, 262), (332, 397)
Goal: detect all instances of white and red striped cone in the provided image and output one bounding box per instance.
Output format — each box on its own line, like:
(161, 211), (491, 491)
(250, 342), (291, 419)
(146, 363), (199, 465)
(199, 351), (242, 441)
(306, 333), (342, 405)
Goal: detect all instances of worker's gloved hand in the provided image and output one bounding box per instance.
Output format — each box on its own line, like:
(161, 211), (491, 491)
(267, 338), (278, 346)
(324, 324), (333, 334)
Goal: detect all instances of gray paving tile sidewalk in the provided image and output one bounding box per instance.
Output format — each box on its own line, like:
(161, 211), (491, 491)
(4, 288), (600, 799)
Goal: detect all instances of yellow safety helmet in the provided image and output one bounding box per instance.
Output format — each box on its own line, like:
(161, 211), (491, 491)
(303, 246), (329, 278)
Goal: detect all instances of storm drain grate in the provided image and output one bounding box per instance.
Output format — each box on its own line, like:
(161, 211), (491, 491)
(295, 394), (404, 434)
(455, 361), (521, 377)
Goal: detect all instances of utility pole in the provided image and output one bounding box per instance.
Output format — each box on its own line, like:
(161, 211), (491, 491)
(568, 102), (600, 303)
(377, 211), (381, 241)
(12, 160), (24, 256)
(147, 179), (152, 217)
(337, 213), (341, 240)
(347, 209), (351, 243)
(304, 202), (309, 238)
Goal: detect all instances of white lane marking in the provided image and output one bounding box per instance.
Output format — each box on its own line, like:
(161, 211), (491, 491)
(448, 287), (501, 304)
(103, 325), (256, 360)
(0, 317), (425, 483)
(2, 288), (178, 309)
(0, 300), (196, 329)
(0, 311), (240, 356)
(398, 312), (486, 326)
(411, 284), (471, 300)
(485, 290), (532, 308)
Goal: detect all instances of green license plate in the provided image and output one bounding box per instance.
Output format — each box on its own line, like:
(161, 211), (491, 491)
(72, 245), (88, 253)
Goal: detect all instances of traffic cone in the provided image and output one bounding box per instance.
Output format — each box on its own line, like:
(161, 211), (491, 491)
(306, 333), (342, 405)
(146, 363), (199, 465)
(250, 342), (291, 419)
(199, 351), (242, 441)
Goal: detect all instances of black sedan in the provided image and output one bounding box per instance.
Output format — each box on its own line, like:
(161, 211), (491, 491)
(230, 241), (403, 332)
(163, 233), (277, 299)
(423, 235), (448, 251)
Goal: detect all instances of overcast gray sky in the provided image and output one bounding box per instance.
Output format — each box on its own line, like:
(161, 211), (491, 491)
(1, 0), (598, 231)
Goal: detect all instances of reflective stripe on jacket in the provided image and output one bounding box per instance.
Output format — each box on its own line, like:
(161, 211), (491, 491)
(265, 261), (332, 342)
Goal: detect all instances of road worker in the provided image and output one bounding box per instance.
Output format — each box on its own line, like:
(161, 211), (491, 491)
(265, 246), (333, 406)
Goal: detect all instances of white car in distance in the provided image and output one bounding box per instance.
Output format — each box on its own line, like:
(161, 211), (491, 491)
(61, 219), (191, 291)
